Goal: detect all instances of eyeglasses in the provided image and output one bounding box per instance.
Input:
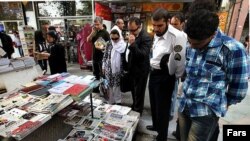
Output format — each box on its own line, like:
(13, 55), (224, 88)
(111, 38), (119, 41)
(129, 27), (139, 32)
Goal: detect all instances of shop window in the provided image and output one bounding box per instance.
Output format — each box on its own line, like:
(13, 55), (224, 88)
(4, 22), (18, 34)
(36, 1), (92, 17)
(0, 2), (23, 20)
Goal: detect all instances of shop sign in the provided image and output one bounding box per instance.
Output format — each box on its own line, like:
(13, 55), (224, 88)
(95, 2), (112, 21)
(142, 3), (183, 12)
(218, 12), (228, 32)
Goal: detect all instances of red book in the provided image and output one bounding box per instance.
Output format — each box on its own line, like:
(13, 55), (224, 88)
(63, 84), (89, 96)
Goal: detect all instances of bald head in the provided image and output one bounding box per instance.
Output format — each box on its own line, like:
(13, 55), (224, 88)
(115, 19), (124, 30)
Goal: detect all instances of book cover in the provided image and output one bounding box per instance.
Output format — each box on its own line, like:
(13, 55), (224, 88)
(64, 115), (83, 126)
(28, 85), (52, 97)
(19, 84), (44, 94)
(74, 117), (101, 131)
(92, 121), (128, 141)
(63, 84), (89, 96)
(64, 129), (95, 141)
(48, 82), (74, 94)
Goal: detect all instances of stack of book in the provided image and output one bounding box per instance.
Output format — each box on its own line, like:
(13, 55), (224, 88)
(63, 84), (89, 101)
(10, 59), (25, 69)
(0, 58), (13, 73)
(0, 108), (51, 140)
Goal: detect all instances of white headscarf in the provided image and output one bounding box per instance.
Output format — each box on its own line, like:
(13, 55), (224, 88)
(111, 39), (126, 74)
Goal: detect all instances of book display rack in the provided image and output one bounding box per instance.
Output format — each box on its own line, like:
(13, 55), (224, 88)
(1, 73), (140, 141)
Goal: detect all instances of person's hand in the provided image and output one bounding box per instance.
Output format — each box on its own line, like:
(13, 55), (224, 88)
(91, 27), (97, 34)
(42, 52), (50, 57)
(128, 34), (135, 45)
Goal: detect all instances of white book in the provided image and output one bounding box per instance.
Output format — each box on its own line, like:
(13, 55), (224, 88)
(47, 73), (61, 79)
(106, 105), (131, 115)
(48, 82), (74, 94)
(104, 113), (138, 128)
(72, 75), (95, 85)
(63, 75), (79, 83)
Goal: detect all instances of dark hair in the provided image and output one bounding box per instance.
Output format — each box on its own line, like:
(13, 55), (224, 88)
(128, 17), (141, 26)
(34, 30), (45, 43)
(48, 26), (56, 31)
(94, 16), (103, 24)
(13, 31), (19, 34)
(245, 35), (249, 42)
(110, 29), (120, 37)
(172, 13), (185, 23)
(185, 9), (219, 40)
(103, 24), (107, 30)
(152, 8), (170, 23)
(47, 30), (58, 41)
(187, 0), (218, 19)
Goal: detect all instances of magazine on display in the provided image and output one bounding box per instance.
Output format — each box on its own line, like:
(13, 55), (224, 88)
(106, 105), (131, 115)
(64, 115), (83, 126)
(73, 117), (101, 131)
(92, 135), (114, 141)
(104, 113), (138, 128)
(63, 129), (95, 141)
(0, 109), (50, 139)
(0, 93), (35, 112)
(92, 121), (128, 141)
(27, 94), (73, 114)
(83, 96), (103, 107)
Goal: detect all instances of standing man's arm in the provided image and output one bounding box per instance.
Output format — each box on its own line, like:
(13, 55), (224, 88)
(87, 27), (96, 43)
(227, 46), (248, 106)
(128, 33), (151, 60)
(168, 34), (187, 77)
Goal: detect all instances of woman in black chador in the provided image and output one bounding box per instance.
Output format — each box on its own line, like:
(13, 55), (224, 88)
(45, 31), (67, 74)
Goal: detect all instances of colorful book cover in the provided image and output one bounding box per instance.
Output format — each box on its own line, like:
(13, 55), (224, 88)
(92, 121), (128, 141)
(64, 129), (95, 141)
(48, 82), (74, 94)
(63, 84), (89, 96)
(19, 84), (44, 94)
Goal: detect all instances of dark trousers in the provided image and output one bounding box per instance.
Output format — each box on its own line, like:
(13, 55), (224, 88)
(93, 60), (102, 93)
(38, 59), (47, 71)
(18, 46), (24, 57)
(149, 69), (175, 141)
(131, 74), (148, 115)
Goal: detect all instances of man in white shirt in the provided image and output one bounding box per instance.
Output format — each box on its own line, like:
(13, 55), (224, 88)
(111, 18), (124, 40)
(13, 31), (24, 57)
(147, 8), (186, 141)
(170, 12), (187, 140)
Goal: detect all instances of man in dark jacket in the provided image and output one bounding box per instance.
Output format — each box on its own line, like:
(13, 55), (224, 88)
(0, 32), (14, 59)
(127, 17), (152, 115)
(87, 16), (110, 93)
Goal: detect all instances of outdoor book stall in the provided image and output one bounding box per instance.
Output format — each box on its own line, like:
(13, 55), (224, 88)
(0, 73), (140, 141)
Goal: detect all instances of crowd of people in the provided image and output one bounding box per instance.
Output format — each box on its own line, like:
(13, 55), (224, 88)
(0, 0), (248, 141)
(86, 0), (249, 141)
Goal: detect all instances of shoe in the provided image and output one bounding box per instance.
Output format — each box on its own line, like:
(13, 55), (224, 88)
(42, 70), (47, 75)
(172, 131), (180, 140)
(146, 125), (156, 131)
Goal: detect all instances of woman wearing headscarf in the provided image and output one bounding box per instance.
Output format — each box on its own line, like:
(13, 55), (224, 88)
(102, 29), (126, 104)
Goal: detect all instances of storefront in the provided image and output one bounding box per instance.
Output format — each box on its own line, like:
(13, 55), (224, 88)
(34, 1), (93, 41)
(0, 2), (24, 34)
